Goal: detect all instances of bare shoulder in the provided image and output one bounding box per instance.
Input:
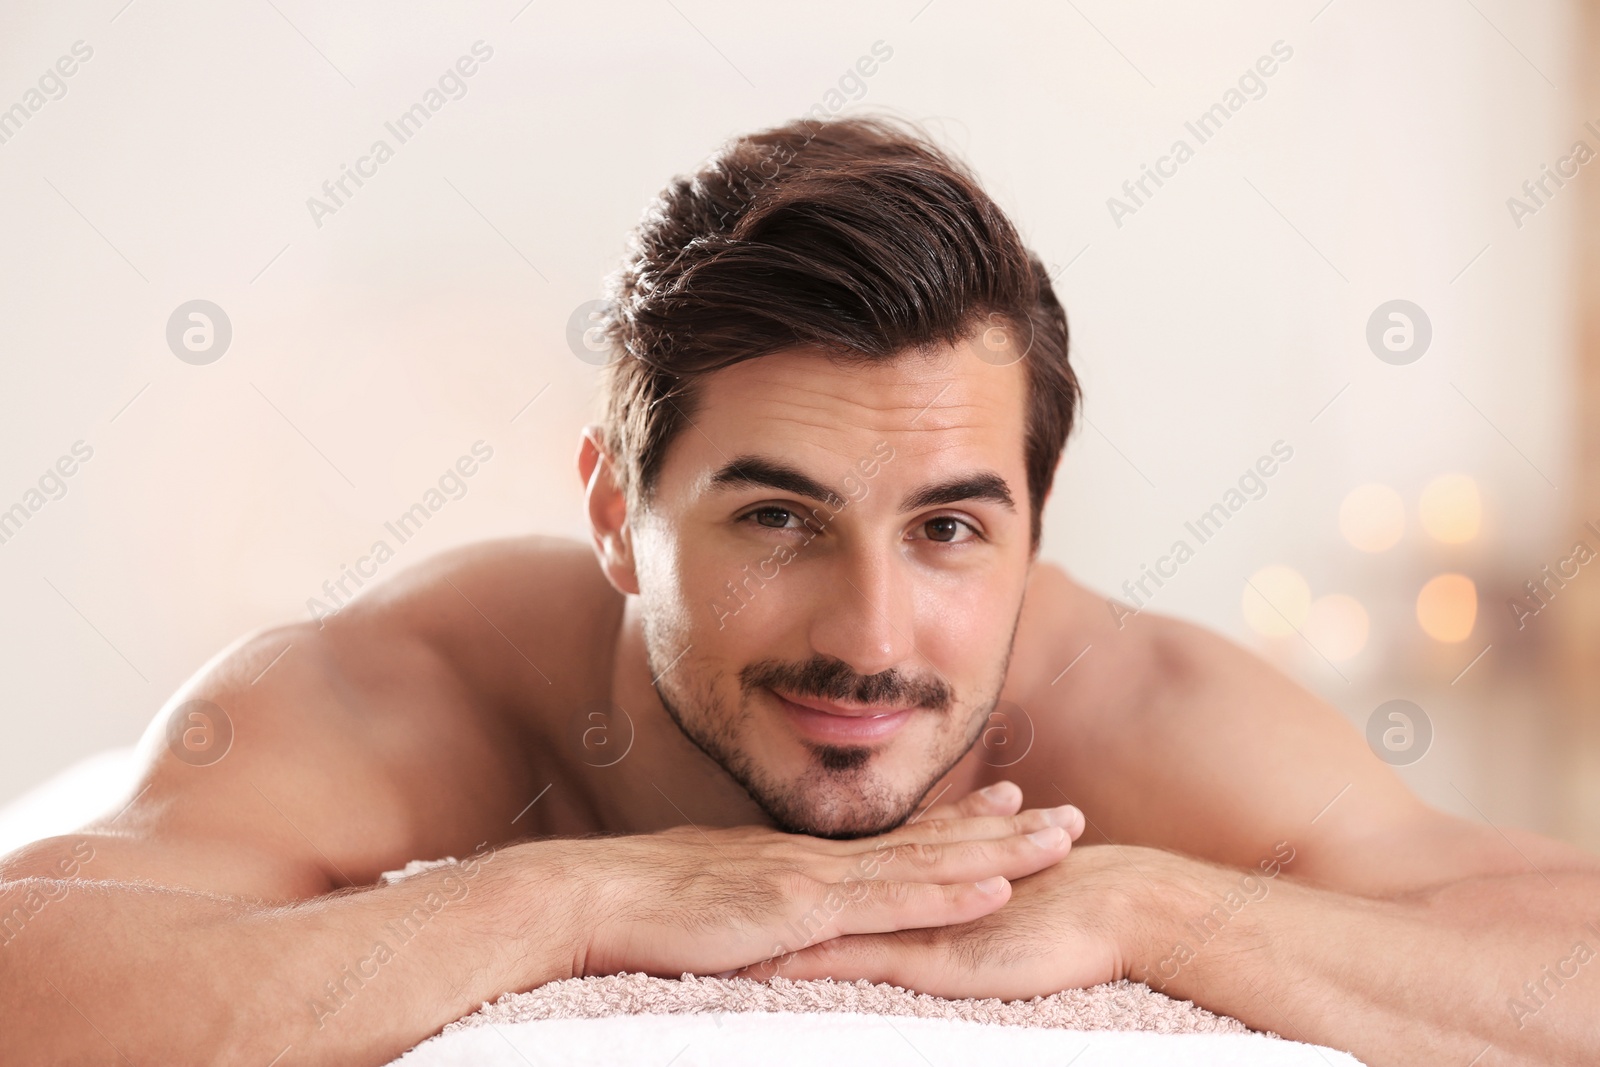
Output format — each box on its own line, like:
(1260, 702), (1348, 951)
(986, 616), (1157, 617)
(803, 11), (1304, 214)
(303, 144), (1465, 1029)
(0, 534), (620, 898)
(350, 532), (624, 711)
(1013, 562), (1598, 893)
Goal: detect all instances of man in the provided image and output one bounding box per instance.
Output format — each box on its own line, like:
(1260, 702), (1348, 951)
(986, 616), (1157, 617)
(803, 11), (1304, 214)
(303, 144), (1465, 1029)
(3, 115), (1597, 1067)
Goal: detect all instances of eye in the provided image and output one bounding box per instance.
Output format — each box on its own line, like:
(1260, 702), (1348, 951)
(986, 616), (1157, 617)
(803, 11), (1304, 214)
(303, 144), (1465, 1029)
(746, 506), (799, 530)
(914, 516), (978, 544)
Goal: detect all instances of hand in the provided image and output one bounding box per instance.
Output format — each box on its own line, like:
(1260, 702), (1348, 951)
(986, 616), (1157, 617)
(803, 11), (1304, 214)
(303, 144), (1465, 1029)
(561, 782), (1085, 981)
(735, 843), (1159, 1000)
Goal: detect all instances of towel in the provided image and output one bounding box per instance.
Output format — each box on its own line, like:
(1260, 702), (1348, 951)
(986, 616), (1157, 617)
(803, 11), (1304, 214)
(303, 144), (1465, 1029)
(445, 971), (1255, 1034)
(396, 1008), (1364, 1066)
(381, 855), (1255, 1038)
(382, 859), (1367, 1066)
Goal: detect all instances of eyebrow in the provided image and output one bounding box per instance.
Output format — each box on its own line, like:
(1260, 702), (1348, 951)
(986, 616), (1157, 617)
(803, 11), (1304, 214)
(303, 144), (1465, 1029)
(901, 472), (1016, 514)
(706, 455), (1016, 514)
(709, 457), (846, 510)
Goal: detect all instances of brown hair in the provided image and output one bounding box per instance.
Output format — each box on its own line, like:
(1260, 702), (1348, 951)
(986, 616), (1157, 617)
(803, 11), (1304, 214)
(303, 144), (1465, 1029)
(595, 114), (1078, 549)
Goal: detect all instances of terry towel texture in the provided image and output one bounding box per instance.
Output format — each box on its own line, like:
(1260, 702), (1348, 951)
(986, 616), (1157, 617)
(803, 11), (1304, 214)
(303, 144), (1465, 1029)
(400, 1012), (1364, 1067)
(445, 972), (1258, 1035)
(380, 859), (1370, 1066)
(380, 857), (1259, 1039)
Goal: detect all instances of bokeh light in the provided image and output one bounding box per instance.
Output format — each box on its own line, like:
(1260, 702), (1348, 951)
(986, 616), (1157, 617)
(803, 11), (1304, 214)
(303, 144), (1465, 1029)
(1304, 594), (1370, 661)
(1243, 565), (1312, 637)
(1419, 473), (1482, 544)
(1416, 573), (1478, 643)
(1339, 484), (1406, 552)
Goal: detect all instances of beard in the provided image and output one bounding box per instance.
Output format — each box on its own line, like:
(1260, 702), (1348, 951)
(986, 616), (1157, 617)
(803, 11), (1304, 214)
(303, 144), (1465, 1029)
(641, 604), (1019, 839)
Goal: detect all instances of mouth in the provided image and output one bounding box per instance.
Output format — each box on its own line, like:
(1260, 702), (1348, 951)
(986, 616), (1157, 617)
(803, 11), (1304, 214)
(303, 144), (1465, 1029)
(769, 687), (916, 745)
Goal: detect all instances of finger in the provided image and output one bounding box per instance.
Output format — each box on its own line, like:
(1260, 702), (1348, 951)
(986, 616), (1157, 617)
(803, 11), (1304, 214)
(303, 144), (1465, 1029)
(865, 805), (1085, 850)
(915, 780), (1023, 823)
(758, 876), (1010, 963)
(831, 826), (1072, 885)
(735, 933), (903, 984)
(737, 932), (951, 994)
(821, 875), (1011, 938)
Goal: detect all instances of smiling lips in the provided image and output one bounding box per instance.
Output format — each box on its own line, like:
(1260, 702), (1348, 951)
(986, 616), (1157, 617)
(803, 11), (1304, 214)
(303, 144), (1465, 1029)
(770, 688), (915, 744)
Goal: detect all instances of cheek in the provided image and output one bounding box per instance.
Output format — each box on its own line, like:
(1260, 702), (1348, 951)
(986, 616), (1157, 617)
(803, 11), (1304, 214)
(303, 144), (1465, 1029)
(916, 587), (1023, 719)
(915, 577), (1019, 656)
(690, 543), (806, 640)
(633, 524), (695, 614)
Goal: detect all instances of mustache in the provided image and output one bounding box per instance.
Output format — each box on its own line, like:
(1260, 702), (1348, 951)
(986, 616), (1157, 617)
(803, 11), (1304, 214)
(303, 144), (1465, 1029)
(740, 655), (952, 713)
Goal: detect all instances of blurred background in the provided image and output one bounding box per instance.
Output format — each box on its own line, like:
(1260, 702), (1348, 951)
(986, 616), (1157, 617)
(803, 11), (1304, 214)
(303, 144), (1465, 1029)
(1, 0), (1597, 849)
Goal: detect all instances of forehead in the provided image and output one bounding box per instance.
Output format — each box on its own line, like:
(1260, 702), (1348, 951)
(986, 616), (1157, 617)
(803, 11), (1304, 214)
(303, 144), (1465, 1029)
(675, 341), (1028, 475)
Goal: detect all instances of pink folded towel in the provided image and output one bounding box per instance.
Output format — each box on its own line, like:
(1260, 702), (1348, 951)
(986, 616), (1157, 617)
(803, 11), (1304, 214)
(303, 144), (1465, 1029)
(376, 860), (1266, 1041)
(445, 972), (1264, 1037)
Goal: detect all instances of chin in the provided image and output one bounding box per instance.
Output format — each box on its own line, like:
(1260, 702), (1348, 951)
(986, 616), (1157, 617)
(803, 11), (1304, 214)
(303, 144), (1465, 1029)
(737, 745), (938, 839)
(759, 787), (913, 839)
(645, 636), (995, 838)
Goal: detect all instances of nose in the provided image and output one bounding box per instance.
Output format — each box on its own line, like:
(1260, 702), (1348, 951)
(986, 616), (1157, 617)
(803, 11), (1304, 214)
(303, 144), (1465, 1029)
(806, 539), (917, 678)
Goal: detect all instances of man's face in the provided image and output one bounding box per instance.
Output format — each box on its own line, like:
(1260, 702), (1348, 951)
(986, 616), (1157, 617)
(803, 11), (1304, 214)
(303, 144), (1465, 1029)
(627, 333), (1034, 838)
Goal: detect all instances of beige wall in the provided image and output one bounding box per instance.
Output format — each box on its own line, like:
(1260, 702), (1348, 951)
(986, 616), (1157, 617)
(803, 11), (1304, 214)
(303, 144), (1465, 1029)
(0, 2), (1587, 841)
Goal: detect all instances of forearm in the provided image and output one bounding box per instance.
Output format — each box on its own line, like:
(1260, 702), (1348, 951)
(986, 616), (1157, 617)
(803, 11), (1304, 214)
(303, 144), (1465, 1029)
(1134, 854), (1600, 1066)
(0, 845), (577, 1066)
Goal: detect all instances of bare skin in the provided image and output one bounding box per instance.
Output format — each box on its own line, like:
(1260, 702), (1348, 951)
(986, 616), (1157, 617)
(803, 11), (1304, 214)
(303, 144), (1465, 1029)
(3, 334), (1598, 1066)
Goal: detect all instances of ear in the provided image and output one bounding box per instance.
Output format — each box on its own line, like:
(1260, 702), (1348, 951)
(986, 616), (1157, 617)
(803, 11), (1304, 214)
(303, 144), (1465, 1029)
(577, 425), (640, 595)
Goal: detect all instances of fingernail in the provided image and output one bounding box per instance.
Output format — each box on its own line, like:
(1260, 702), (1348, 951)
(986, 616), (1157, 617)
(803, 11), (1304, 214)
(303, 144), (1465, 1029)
(1027, 826), (1066, 847)
(975, 875), (1008, 894)
(1048, 804), (1082, 828)
(980, 781), (1015, 802)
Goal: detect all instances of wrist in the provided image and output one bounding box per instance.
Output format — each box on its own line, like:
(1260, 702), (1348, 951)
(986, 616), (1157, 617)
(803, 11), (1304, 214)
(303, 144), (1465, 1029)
(1122, 846), (1286, 1000)
(1116, 848), (1222, 994)
(477, 839), (590, 988)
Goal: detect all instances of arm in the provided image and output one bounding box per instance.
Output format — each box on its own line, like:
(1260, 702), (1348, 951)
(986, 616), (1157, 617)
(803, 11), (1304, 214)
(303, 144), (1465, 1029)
(1106, 610), (1600, 1063)
(0, 542), (1081, 1065)
(765, 831), (1600, 1067)
(763, 585), (1600, 1063)
(1130, 834), (1600, 1066)
(0, 570), (582, 1067)
(1, 809), (1074, 1067)
(2, 835), (574, 1066)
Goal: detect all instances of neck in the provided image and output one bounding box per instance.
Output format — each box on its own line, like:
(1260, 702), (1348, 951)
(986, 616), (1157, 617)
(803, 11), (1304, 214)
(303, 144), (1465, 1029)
(590, 596), (769, 833)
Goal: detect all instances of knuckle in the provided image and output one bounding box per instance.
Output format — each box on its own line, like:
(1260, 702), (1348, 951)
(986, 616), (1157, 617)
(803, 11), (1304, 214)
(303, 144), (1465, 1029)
(777, 867), (823, 898)
(873, 841), (928, 873)
(873, 878), (914, 909)
(838, 873), (873, 903)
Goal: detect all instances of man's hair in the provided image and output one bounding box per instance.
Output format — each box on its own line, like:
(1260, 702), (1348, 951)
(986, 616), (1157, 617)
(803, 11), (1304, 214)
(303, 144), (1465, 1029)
(595, 114), (1079, 549)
